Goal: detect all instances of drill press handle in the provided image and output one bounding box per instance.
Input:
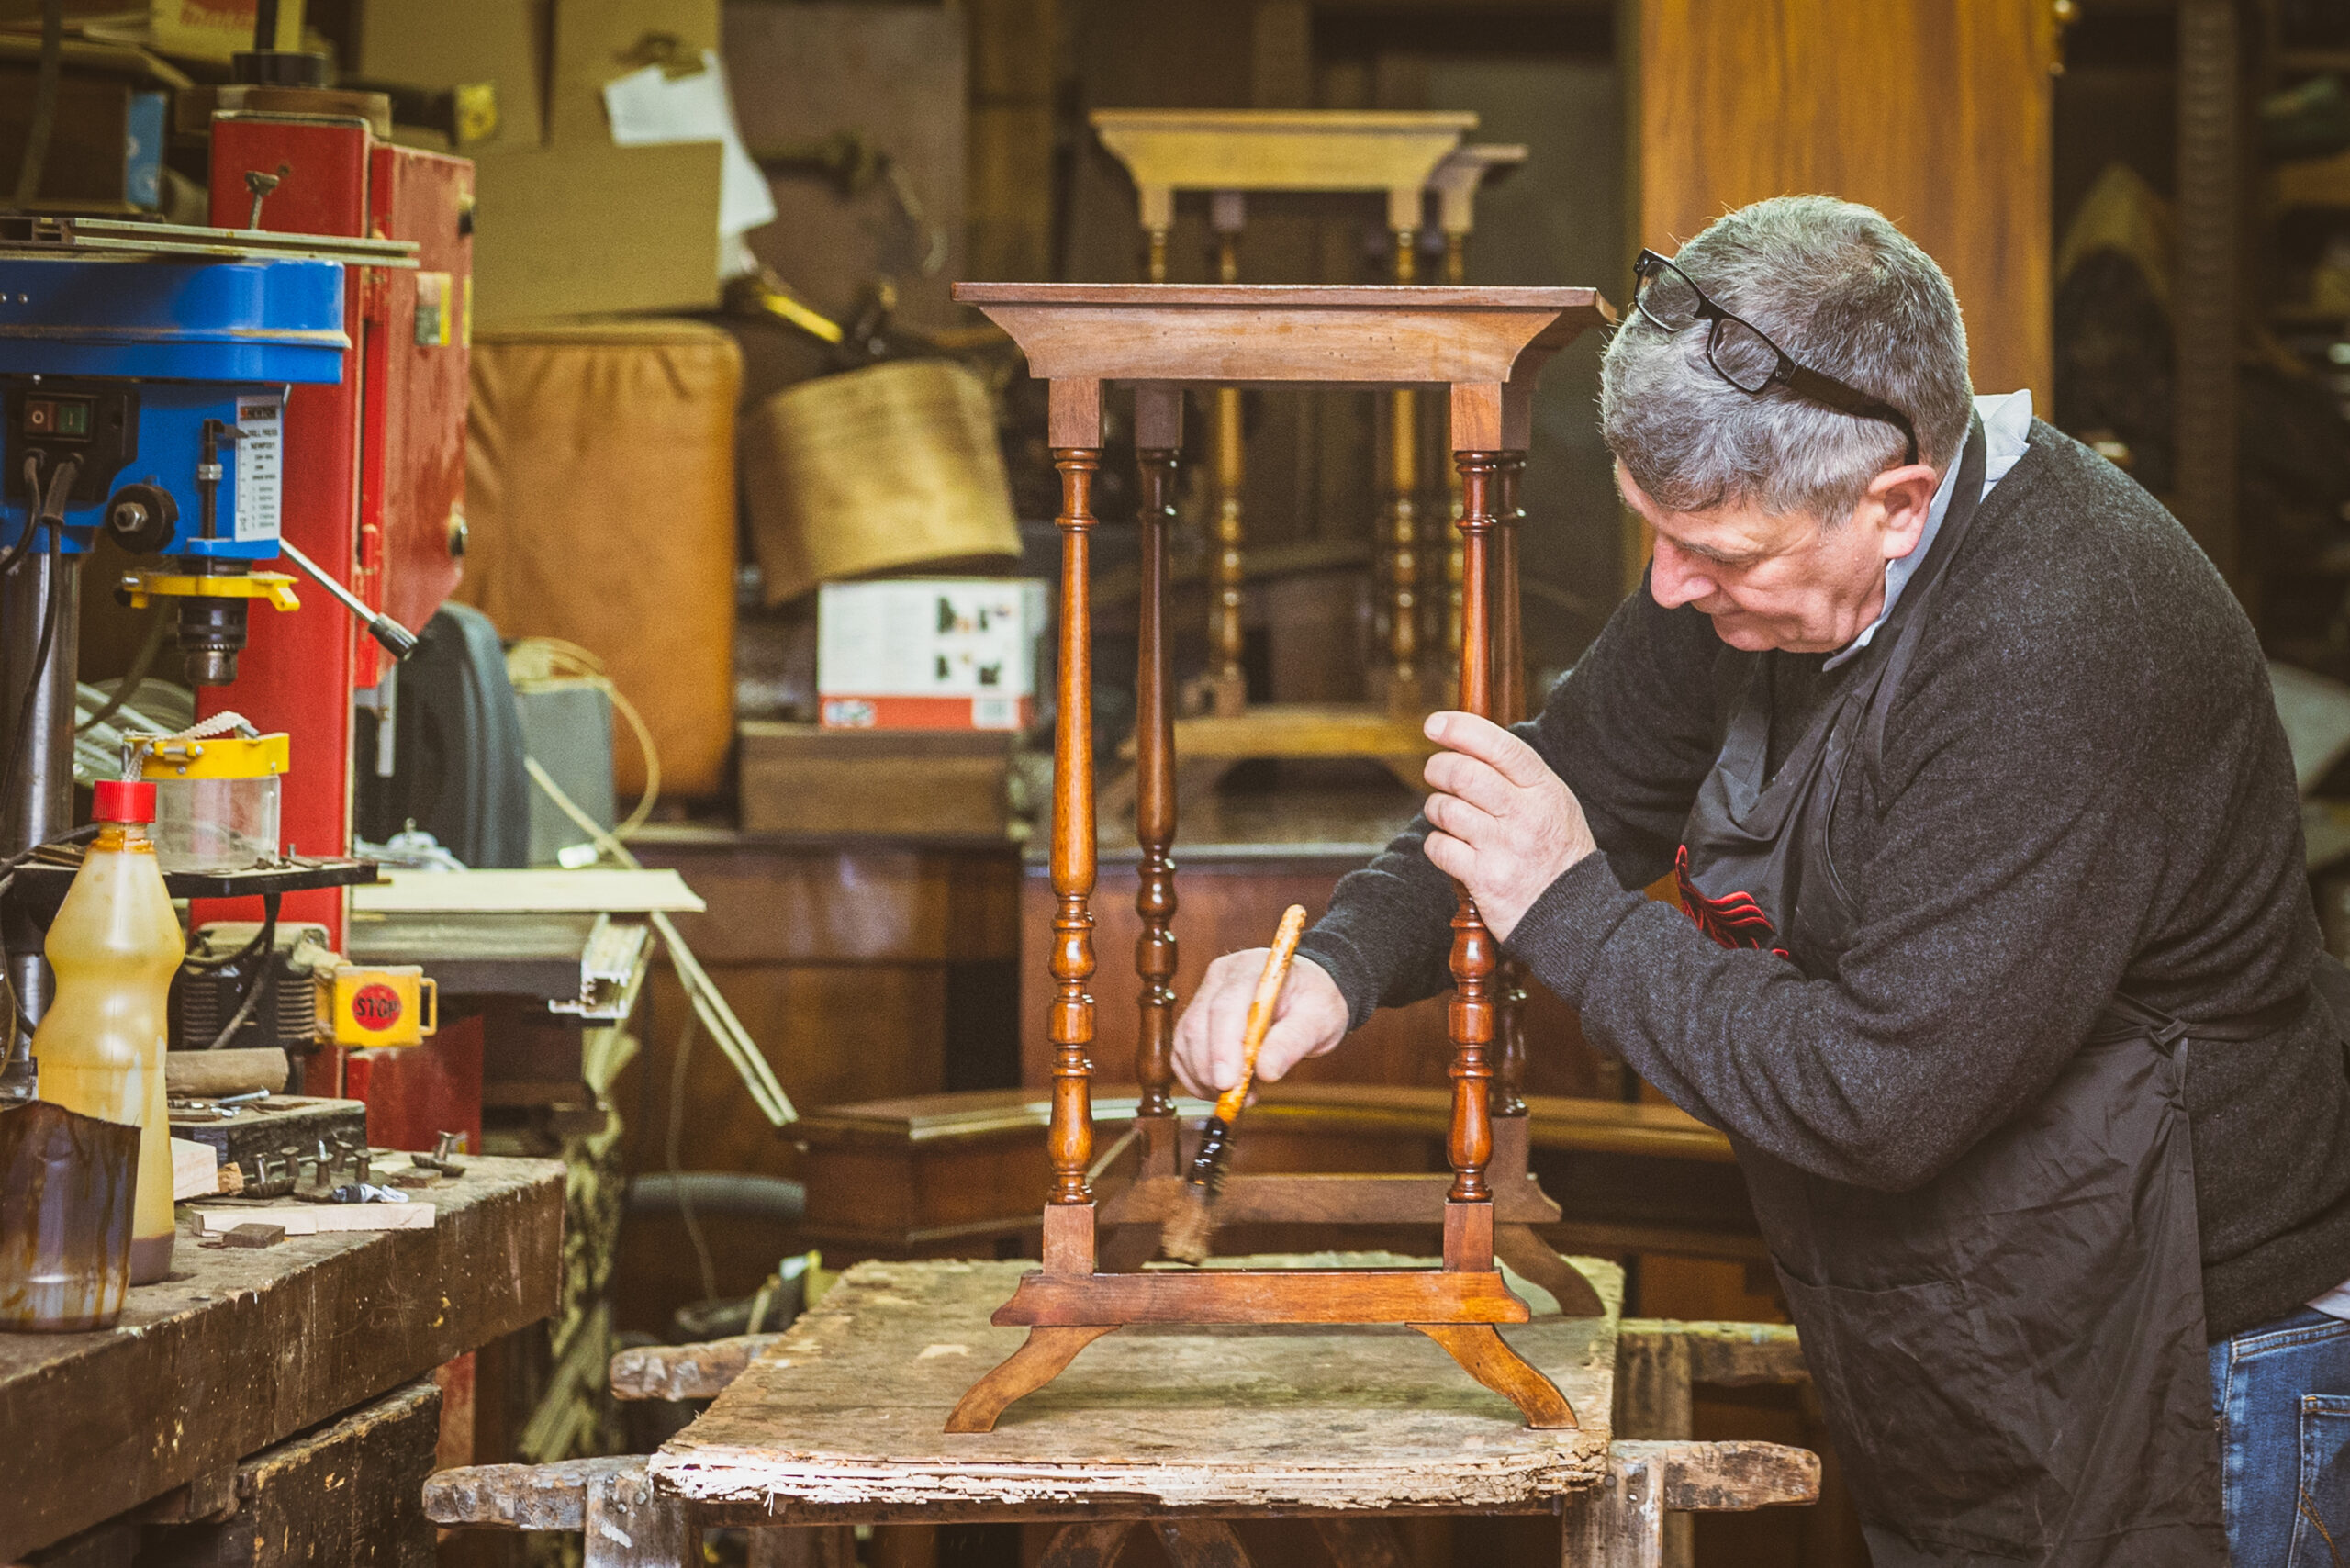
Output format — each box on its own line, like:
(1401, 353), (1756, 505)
(274, 539), (419, 659)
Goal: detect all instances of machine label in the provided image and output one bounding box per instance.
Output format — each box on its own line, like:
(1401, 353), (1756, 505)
(350, 981), (404, 1032)
(233, 394), (283, 542)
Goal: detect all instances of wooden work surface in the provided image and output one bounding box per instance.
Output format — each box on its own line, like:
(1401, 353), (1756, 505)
(0, 1155), (565, 1559)
(655, 1256), (1623, 1519)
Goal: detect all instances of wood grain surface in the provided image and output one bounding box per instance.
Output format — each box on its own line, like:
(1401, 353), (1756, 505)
(654, 1256), (1622, 1514)
(0, 1157), (562, 1560)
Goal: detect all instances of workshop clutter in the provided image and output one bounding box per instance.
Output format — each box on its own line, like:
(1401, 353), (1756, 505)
(459, 320), (742, 801)
(0, 1100), (138, 1331)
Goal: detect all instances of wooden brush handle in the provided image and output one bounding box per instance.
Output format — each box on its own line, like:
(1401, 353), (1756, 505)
(1214, 904), (1308, 1122)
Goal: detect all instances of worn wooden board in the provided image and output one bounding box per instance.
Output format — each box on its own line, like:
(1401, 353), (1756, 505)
(0, 1157), (564, 1561)
(654, 1256), (1621, 1515)
(352, 869), (705, 915)
(140, 1380), (442, 1568)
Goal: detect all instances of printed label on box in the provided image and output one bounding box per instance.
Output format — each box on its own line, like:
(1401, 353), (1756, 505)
(819, 579), (1046, 730)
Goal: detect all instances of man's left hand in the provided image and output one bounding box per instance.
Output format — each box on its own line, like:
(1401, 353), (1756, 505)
(1420, 711), (1599, 943)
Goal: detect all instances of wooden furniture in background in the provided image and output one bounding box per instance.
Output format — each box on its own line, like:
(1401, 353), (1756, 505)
(1625, 0), (2059, 588)
(1089, 109), (1481, 759)
(793, 1081), (1757, 1270)
(431, 1262), (1819, 1568)
(0, 1158), (563, 1562)
(736, 723), (1014, 839)
(940, 282), (1610, 1431)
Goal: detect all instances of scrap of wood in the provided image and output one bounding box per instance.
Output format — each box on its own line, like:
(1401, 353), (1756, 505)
(171, 1137), (222, 1201)
(610, 1335), (784, 1402)
(195, 1203), (434, 1235)
(1615, 1439), (1818, 1511)
(352, 868), (705, 914)
(424, 1456), (644, 1531)
(653, 1257), (1621, 1514)
(165, 1047), (288, 1099)
(219, 1222), (285, 1249)
(1616, 1320), (1807, 1387)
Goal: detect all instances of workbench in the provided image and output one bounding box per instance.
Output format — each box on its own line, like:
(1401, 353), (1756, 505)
(430, 1257), (1818, 1566)
(0, 1155), (564, 1563)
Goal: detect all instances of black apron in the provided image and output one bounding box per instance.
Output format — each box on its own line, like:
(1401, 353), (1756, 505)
(1673, 421), (2253, 1567)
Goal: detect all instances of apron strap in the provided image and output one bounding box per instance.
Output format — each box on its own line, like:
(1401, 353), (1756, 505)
(2093, 986), (2313, 1048)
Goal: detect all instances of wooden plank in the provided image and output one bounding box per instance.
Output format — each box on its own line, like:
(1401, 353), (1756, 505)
(193, 1204), (434, 1235)
(0, 1157), (563, 1561)
(654, 1258), (1619, 1514)
(582, 1465), (696, 1568)
(423, 1457), (641, 1532)
(140, 1380), (441, 1568)
(1616, 1320), (1806, 1390)
(610, 1336), (784, 1403)
(352, 868), (706, 914)
(989, 1265), (1536, 1327)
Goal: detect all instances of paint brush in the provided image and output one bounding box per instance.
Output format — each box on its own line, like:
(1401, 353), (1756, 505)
(1160, 903), (1309, 1265)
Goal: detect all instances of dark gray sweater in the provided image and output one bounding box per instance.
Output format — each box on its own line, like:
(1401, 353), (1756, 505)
(1299, 420), (2350, 1338)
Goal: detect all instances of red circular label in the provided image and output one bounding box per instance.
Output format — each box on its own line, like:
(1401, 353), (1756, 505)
(351, 982), (405, 1033)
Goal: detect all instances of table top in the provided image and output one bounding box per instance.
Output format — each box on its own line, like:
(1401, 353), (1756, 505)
(953, 284), (1613, 395)
(655, 1255), (1623, 1516)
(0, 1155), (564, 1558)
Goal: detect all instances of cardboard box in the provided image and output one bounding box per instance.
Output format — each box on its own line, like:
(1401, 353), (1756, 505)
(350, 0), (544, 151)
(817, 579), (1047, 732)
(548, 0), (718, 147)
(468, 140), (722, 323)
(149, 0), (302, 62)
(738, 722), (1013, 839)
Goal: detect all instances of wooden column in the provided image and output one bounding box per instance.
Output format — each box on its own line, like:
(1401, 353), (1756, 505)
(1386, 228), (1423, 711)
(1209, 194), (1248, 715)
(1046, 379), (1102, 1208)
(1133, 386), (1183, 1121)
(1494, 450), (1529, 1122)
(1445, 423), (1501, 1208)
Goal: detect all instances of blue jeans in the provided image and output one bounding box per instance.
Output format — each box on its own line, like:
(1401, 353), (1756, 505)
(2212, 1306), (2350, 1565)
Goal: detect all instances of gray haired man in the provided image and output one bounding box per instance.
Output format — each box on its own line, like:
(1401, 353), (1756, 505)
(1172, 196), (2350, 1567)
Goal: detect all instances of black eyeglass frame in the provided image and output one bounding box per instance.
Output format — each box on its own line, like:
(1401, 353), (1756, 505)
(1631, 248), (1920, 468)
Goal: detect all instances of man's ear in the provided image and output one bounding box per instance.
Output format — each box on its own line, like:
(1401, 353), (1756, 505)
(1862, 462), (1941, 560)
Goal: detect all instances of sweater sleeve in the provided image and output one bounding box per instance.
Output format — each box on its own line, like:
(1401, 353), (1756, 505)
(1297, 581), (1725, 1030)
(1502, 606), (2161, 1193)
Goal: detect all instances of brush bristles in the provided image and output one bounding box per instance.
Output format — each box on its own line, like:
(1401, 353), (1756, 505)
(1160, 1182), (1216, 1264)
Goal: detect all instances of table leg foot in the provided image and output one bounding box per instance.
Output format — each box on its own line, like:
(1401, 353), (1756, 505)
(1494, 1223), (1607, 1318)
(1415, 1322), (1579, 1428)
(945, 1325), (1117, 1432)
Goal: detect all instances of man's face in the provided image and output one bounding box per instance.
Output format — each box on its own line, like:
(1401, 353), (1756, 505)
(1617, 461), (1942, 654)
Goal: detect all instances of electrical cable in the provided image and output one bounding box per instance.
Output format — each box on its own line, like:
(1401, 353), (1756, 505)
(75, 614), (169, 736)
(0, 459), (46, 580)
(666, 1006), (720, 1305)
(0, 495), (69, 849)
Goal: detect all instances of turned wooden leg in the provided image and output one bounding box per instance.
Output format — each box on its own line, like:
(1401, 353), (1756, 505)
(1446, 448), (1503, 1206)
(1134, 392), (1183, 1127)
(1044, 405), (1103, 1218)
(1416, 1323), (1579, 1429)
(1386, 387), (1421, 711)
(943, 1325), (1118, 1433)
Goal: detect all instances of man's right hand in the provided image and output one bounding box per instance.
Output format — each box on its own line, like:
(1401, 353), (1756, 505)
(1170, 950), (1350, 1100)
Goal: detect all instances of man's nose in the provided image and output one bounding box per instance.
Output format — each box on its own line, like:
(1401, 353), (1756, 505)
(1649, 539), (1715, 609)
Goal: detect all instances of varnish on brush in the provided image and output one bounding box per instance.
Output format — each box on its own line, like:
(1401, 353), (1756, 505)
(33, 780), (185, 1284)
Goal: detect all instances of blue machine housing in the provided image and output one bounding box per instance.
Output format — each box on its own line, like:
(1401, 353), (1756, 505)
(0, 254), (347, 556)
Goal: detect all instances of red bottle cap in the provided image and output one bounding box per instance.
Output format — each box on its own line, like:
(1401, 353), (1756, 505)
(90, 780), (156, 823)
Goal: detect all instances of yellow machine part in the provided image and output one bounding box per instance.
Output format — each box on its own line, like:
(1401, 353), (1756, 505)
(118, 569), (301, 613)
(317, 965), (439, 1048)
(132, 732), (290, 779)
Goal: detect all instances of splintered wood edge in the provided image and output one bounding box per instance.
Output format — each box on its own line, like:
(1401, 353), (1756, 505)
(423, 1457), (644, 1530)
(1616, 1440), (1820, 1510)
(647, 1447), (1610, 1512)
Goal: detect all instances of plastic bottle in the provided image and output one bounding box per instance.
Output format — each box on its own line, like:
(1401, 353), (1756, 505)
(33, 780), (185, 1284)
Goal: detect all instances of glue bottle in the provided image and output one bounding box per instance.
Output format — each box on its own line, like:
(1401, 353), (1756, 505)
(33, 780), (185, 1283)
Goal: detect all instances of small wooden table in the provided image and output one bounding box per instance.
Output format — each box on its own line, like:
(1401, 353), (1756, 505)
(0, 1154), (564, 1561)
(424, 1259), (1815, 1566)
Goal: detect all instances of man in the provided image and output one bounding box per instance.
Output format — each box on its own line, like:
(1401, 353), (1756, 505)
(1171, 196), (2350, 1568)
